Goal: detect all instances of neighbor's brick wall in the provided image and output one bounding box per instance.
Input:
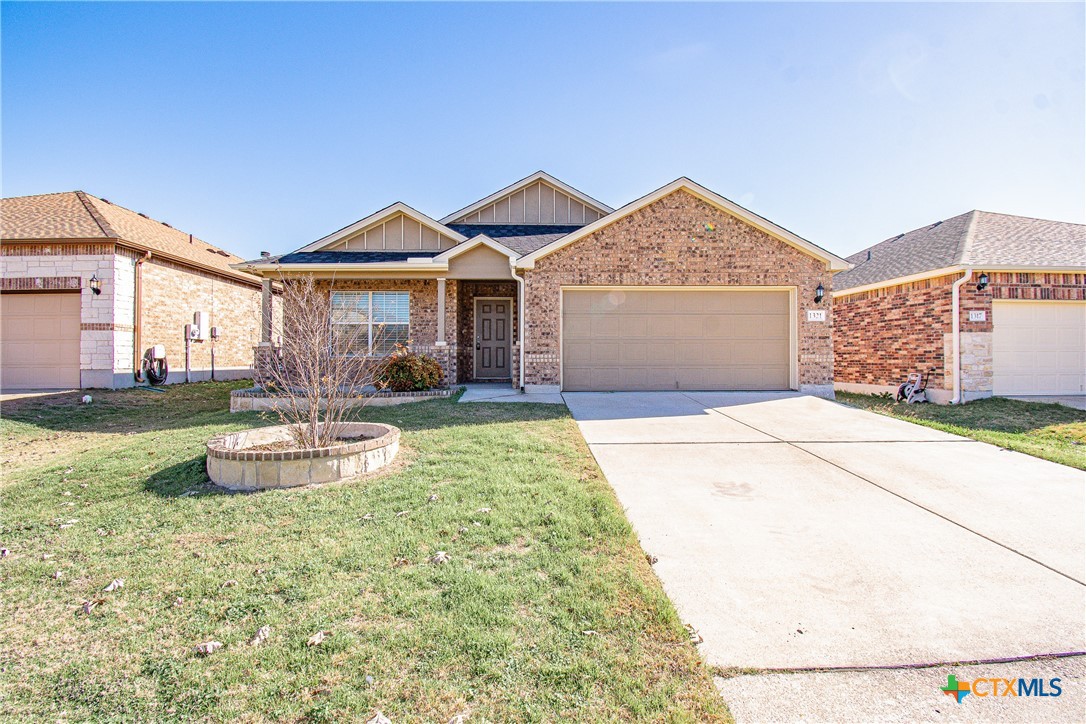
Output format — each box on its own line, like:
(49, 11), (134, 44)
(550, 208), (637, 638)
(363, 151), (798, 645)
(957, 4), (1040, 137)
(988, 272), (1086, 302)
(141, 259), (264, 377)
(521, 189), (834, 389)
(833, 273), (958, 391)
(834, 271), (1086, 395)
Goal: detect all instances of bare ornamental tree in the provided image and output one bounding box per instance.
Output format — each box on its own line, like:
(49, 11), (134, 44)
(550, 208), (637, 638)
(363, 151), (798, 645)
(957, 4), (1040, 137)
(253, 274), (400, 449)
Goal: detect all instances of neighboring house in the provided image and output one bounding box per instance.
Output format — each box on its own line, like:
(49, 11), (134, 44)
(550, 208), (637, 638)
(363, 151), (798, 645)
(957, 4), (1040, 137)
(236, 171), (850, 395)
(833, 211), (1086, 403)
(1, 191), (272, 390)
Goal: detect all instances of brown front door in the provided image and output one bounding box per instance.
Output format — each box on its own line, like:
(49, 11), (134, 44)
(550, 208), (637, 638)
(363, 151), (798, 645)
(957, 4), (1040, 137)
(474, 298), (512, 379)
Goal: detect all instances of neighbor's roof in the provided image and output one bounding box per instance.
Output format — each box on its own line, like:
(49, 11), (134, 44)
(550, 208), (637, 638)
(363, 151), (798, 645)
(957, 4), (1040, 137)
(835, 210), (1086, 291)
(1, 191), (260, 285)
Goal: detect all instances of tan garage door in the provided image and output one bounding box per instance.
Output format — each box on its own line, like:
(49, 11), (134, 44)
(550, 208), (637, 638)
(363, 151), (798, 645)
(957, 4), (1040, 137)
(993, 301), (1086, 395)
(562, 288), (791, 391)
(0, 293), (81, 390)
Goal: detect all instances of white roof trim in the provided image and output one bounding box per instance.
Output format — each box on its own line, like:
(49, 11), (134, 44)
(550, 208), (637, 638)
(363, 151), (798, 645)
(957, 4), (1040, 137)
(296, 202), (467, 253)
(234, 261), (449, 274)
(439, 170), (614, 224)
(434, 234), (519, 262)
(515, 177), (852, 271)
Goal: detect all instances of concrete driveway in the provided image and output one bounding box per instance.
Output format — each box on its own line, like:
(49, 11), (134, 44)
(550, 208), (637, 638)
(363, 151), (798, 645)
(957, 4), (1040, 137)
(564, 392), (1085, 675)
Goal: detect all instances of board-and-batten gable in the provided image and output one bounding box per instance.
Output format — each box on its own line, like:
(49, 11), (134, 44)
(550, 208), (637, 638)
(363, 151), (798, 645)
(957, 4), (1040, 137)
(319, 211), (460, 252)
(448, 180), (607, 225)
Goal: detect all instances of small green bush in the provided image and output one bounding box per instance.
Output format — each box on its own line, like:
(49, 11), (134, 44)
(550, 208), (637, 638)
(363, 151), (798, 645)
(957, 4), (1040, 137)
(376, 351), (444, 392)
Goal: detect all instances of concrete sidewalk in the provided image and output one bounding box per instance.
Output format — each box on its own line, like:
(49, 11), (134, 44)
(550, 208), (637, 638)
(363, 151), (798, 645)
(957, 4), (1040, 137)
(457, 383), (565, 405)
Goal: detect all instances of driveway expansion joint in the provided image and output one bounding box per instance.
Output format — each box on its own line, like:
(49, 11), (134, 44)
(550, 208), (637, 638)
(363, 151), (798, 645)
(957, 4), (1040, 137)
(679, 392), (1086, 588)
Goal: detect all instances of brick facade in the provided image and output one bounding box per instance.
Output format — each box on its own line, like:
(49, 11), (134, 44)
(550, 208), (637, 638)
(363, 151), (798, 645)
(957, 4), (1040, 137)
(308, 278), (458, 385)
(520, 189), (835, 393)
(833, 274), (958, 393)
(834, 271), (1086, 402)
(140, 258), (265, 383)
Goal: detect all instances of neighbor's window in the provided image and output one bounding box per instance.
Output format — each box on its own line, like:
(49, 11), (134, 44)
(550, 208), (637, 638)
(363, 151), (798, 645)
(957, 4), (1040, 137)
(330, 291), (409, 356)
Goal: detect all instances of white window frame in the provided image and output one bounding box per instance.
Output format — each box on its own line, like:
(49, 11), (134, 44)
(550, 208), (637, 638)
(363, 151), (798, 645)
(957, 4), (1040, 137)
(330, 290), (410, 357)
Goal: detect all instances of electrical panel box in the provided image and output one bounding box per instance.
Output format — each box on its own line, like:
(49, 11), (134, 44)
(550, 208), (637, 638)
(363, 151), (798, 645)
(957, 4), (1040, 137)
(191, 312), (209, 340)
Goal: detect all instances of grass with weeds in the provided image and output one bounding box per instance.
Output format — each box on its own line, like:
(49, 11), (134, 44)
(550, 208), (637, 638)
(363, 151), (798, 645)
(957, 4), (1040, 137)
(836, 392), (1086, 469)
(0, 381), (728, 722)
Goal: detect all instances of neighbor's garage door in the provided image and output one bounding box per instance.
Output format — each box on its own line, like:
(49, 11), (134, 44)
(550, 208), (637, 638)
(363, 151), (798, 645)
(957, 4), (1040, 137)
(993, 301), (1086, 395)
(562, 288), (791, 391)
(0, 293), (81, 390)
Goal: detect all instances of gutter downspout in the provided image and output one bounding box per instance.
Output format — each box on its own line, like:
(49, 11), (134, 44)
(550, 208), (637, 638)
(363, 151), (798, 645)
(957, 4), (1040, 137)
(950, 268), (973, 404)
(132, 251), (151, 383)
(511, 265), (526, 391)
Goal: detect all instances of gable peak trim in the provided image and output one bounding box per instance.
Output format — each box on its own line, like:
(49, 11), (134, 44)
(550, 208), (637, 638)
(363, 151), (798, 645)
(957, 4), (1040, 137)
(297, 201), (467, 253)
(439, 170), (613, 224)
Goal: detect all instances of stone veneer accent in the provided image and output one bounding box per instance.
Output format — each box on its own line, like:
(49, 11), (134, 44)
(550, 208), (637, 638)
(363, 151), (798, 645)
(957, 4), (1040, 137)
(520, 189), (835, 392)
(834, 271), (1085, 401)
(206, 422), (400, 490)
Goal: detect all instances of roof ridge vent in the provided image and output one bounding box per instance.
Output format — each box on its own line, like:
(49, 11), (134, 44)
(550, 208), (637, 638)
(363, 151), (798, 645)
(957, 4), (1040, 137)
(161, 221), (172, 228)
(930, 220), (943, 229)
(891, 233), (905, 241)
(138, 212), (149, 219)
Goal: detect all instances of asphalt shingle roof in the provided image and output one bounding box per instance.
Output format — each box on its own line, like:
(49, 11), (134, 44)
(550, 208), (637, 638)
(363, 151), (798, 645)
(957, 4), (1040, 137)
(1, 191), (260, 284)
(835, 210), (1086, 290)
(446, 223), (583, 255)
(272, 250), (443, 264)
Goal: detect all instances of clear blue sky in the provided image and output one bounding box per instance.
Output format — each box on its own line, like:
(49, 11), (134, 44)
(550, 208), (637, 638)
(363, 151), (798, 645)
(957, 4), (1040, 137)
(3, 2), (1083, 260)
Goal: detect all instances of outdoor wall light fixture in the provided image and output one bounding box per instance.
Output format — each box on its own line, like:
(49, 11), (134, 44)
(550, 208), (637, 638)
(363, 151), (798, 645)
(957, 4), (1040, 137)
(89, 274), (102, 295)
(814, 283), (825, 303)
(976, 273), (989, 292)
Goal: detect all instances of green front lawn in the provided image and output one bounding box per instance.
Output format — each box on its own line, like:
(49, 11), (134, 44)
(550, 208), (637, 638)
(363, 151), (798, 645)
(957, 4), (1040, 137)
(836, 392), (1086, 470)
(0, 382), (728, 722)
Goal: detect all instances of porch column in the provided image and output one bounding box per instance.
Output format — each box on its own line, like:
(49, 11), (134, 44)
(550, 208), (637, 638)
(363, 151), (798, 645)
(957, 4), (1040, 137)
(435, 278), (447, 345)
(260, 278), (273, 344)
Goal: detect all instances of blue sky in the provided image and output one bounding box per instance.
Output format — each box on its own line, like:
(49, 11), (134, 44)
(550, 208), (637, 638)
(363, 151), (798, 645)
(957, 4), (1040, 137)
(3, 2), (1083, 260)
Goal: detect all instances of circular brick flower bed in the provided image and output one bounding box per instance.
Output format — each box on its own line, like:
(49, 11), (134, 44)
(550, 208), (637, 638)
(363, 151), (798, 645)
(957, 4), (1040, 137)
(206, 422), (400, 491)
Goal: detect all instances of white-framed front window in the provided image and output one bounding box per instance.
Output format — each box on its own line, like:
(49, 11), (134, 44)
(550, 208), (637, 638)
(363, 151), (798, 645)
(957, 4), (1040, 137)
(330, 291), (410, 356)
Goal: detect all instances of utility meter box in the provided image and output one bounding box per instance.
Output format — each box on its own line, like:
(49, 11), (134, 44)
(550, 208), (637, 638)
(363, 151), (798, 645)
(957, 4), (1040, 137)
(191, 311), (209, 340)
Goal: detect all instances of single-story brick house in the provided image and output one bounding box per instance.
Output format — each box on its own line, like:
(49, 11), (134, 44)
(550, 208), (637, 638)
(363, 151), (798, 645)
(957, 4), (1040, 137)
(1, 191), (274, 390)
(236, 172), (850, 395)
(833, 211), (1085, 403)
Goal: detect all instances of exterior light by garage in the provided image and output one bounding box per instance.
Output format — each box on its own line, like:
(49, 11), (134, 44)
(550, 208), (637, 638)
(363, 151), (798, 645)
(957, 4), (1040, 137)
(814, 283), (825, 303)
(88, 274), (102, 295)
(976, 272), (989, 291)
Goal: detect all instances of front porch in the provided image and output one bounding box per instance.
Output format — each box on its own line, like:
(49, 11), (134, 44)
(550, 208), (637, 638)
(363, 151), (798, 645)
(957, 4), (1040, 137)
(254, 276), (520, 390)
(451, 280), (518, 386)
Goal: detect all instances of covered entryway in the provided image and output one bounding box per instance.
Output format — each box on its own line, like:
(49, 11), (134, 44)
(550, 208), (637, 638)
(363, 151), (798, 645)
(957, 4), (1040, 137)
(0, 292), (81, 390)
(561, 288), (793, 391)
(474, 297), (512, 380)
(993, 300), (1086, 395)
